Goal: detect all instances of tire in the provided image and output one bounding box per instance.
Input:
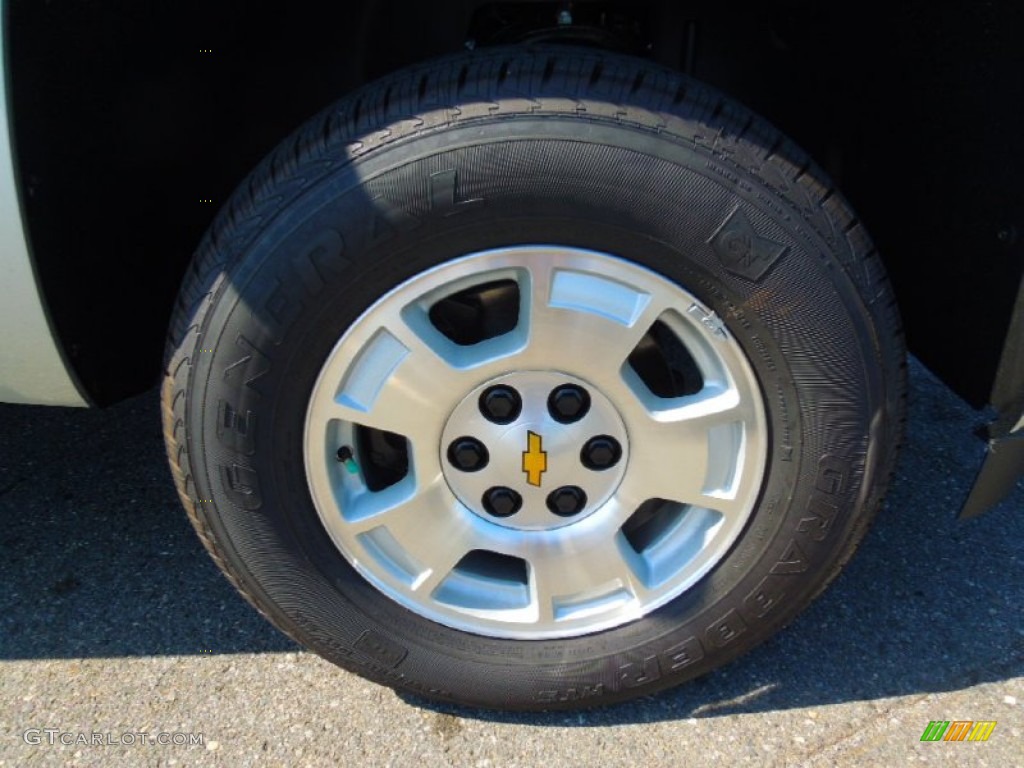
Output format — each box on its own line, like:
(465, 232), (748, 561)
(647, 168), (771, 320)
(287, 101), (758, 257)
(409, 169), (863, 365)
(162, 45), (905, 710)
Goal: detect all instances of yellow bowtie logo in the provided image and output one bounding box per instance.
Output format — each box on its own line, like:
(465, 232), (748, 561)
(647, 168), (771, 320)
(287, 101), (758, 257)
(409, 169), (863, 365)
(522, 431), (548, 487)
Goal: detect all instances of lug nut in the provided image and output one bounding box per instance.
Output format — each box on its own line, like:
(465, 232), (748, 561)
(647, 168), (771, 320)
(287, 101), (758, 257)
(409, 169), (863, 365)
(479, 385), (522, 424)
(546, 486), (588, 517)
(547, 384), (591, 424)
(483, 486), (522, 517)
(447, 437), (489, 472)
(581, 435), (622, 471)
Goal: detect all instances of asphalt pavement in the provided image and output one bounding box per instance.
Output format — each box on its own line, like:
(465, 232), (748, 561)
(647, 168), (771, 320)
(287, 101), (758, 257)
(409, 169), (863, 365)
(0, 356), (1020, 767)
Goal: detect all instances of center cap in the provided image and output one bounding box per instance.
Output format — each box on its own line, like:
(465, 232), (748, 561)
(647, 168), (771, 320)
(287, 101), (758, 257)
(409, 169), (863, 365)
(441, 371), (629, 531)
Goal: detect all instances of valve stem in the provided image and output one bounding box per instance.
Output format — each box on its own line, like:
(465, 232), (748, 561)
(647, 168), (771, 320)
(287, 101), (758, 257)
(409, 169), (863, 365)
(336, 446), (359, 474)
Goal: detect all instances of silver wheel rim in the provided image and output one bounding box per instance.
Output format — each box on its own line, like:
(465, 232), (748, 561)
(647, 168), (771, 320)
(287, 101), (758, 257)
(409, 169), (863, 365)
(304, 247), (768, 639)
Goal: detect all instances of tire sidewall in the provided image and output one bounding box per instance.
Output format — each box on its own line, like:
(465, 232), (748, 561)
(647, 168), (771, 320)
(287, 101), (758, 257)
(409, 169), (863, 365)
(188, 117), (882, 707)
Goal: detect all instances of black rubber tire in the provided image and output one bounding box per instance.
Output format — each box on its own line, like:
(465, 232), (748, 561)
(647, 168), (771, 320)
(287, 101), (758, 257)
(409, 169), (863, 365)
(161, 45), (906, 710)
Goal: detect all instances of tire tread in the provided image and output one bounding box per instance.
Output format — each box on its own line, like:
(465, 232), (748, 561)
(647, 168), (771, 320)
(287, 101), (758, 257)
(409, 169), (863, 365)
(161, 44), (907, 706)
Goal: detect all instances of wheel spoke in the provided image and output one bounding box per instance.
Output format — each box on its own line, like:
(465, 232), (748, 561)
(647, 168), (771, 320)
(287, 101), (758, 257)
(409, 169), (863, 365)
(528, 534), (647, 624)
(320, 315), (465, 440)
(514, 262), (666, 376)
(622, 383), (753, 517)
(349, 480), (479, 594)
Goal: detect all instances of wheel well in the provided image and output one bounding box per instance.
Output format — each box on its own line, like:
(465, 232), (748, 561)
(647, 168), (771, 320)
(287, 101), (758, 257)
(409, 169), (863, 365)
(9, 0), (1022, 406)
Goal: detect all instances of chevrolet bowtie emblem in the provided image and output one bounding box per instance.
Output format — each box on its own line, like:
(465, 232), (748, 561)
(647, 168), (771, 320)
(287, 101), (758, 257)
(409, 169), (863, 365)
(522, 430), (548, 487)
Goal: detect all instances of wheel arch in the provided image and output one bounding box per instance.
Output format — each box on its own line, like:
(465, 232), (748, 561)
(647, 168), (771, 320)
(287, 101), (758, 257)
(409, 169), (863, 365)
(5, 0), (1021, 413)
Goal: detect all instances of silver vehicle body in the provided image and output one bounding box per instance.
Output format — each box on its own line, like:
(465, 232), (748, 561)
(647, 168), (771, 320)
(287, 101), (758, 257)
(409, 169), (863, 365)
(0, 26), (85, 407)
